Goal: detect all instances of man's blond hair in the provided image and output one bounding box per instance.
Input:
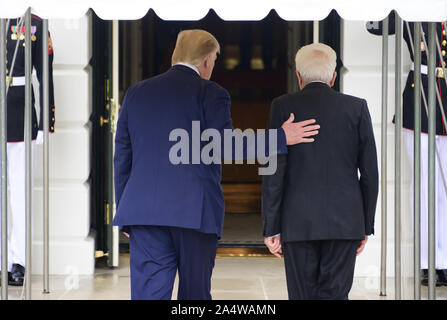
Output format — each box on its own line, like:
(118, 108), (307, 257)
(171, 29), (220, 66)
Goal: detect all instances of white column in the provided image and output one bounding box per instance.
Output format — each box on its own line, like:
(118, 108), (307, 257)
(32, 13), (94, 275)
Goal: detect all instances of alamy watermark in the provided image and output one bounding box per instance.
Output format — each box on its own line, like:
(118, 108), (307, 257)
(169, 121), (280, 176)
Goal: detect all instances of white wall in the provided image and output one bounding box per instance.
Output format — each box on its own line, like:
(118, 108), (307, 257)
(32, 14), (94, 275)
(341, 20), (415, 297)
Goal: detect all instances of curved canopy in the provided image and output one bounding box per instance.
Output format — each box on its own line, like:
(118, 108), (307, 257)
(1, 0), (446, 22)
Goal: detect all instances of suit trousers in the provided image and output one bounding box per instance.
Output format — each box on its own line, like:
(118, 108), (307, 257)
(0, 141), (36, 271)
(128, 225), (218, 300)
(283, 239), (359, 300)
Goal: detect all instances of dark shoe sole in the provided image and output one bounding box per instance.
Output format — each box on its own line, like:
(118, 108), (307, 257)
(8, 282), (24, 286)
(8, 280), (24, 286)
(421, 281), (443, 287)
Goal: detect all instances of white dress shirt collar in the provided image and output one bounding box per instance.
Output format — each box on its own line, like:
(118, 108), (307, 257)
(174, 62), (200, 76)
(309, 80), (329, 85)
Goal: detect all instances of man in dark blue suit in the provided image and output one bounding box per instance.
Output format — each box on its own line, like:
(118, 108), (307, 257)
(113, 29), (320, 300)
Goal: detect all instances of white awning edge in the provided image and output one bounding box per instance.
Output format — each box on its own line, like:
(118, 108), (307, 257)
(0, 0), (446, 22)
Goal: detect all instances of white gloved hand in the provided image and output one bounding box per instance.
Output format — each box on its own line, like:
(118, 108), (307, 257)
(36, 130), (44, 145)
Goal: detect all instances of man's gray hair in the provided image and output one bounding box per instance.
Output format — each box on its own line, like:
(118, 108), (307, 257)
(295, 43), (336, 84)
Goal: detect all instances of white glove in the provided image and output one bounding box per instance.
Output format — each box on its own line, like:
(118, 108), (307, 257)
(36, 131), (44, 145)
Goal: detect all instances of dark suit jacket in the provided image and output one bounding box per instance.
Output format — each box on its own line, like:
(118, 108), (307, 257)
(262, 82), (379, 242)
(113, 65), (287, 237)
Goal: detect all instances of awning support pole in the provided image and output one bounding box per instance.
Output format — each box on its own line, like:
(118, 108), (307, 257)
(412, 22), (422, 301)
(380, 15), (389, 297)
(394, 13), (403, 301)
(313, 20), (319, 43)
(0, 18), (8, 301)
(427, 22), (437, 301)
(42, 18), (50, 294)
(24, 7), (32, 301)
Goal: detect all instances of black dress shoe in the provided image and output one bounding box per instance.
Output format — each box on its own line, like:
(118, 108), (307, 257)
(437, 269), (447, 286)
(421, 269), (444, 287)
(421, 269), (428, 286)
(8, 264), (24, 286)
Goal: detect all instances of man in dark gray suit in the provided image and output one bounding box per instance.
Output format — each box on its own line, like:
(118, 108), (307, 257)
(262, 43), (379, 300)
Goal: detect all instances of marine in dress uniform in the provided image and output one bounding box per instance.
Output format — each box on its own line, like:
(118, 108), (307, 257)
(367, 13), (447, 286)
(0, 14), (55, 286)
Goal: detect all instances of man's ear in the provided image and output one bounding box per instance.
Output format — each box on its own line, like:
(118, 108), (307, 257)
(204, 54), (212, 68)
(329, 71), (337, 87)
(296, 71), (303, 89)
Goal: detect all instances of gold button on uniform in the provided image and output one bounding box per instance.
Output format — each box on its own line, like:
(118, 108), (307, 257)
(411, 83), (415, 88)
(443, 50), (446, 57)
(443, 40), (447, 46)
(421, 42), (426, 51)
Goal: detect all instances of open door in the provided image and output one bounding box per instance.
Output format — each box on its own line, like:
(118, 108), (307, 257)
(91, 13), (120, 267)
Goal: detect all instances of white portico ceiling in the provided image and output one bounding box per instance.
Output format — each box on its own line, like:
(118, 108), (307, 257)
(0, 0), (446, 22)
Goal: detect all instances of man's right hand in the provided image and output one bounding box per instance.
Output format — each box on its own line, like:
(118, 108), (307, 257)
(357, 236), (368, 256)
(264, 235), (282, 258)
(281, 113), (320, 145)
